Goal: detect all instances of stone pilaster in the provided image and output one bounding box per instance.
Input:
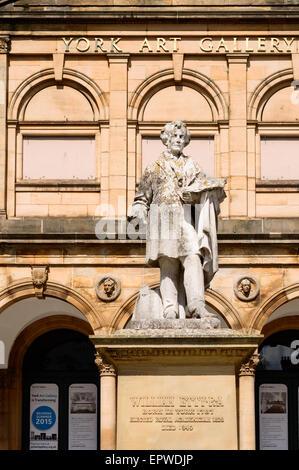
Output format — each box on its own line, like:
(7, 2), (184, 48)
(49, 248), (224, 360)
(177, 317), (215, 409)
(107, 54), (129, 218)
(238, 352), (259, 450)
(227, 54), (249, 218)
(0, 36), (10, 217)
(7, 120), (17, 217)
(95, 353), (117, 450)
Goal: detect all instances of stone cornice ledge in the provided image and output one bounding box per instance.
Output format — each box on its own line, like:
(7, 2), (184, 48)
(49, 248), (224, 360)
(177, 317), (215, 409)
(2, 5), (299, 21)
(91, 330), (263, 367)
(1, 217), (299, 242)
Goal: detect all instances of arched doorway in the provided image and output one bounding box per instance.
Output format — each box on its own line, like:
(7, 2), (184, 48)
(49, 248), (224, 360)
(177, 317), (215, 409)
(255, 329), (299, 450)
(22, 329), (99, 450)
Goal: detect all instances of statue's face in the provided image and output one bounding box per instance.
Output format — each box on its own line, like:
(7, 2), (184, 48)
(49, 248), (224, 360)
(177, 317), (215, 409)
(104, 278), (115, 297)
(167, 128), (186, 156)
(241, 280), (251, 294)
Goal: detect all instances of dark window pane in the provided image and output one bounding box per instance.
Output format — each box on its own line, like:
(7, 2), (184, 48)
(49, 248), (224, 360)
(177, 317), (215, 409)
(257, 330), (299, 371)
(23, 329), (97, 373)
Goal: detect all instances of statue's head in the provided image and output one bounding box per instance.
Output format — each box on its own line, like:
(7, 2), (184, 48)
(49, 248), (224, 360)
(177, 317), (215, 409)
(160, 120), (191, 156)
(239, 278), (251, 297)
(103, 277), (116, 297)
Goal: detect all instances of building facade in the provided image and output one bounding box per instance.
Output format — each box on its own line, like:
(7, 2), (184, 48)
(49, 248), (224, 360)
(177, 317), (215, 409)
(0, 0), (299, 450)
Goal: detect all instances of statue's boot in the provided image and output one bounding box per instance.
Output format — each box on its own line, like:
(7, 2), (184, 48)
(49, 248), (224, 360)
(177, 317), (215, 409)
(163, 308), (179, 319)
(188, 300), (221, 329)
(188, 299), (209, 318)
(199, 316), (221, 329)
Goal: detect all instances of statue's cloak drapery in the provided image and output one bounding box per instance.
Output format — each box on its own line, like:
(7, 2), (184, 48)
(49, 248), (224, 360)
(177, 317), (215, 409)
(132, 152), (226, 288)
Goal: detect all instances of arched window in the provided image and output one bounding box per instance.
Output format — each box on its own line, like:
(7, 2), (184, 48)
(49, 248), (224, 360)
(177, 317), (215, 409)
(250, 71), (299, 217)
(255, 329), (299, 450)
(137, 83), (217, 177)
(128, 70), (228, 212)
(8, 70), (107, 217)
(22, 329), (99, 451)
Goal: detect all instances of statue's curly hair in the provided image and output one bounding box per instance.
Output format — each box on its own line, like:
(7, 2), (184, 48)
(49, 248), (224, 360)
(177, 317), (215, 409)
(160, 120), (191, 147)
(238, 278), (251, 294)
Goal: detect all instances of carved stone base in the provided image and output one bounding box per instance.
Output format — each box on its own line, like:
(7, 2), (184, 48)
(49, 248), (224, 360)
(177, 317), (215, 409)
(126, 318), (221, 331)
(91, 331), (262, 450)
(131, 285), (220, 328)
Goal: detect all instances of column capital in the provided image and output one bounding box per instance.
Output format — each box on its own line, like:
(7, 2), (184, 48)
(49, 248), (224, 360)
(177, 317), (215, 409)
(95, 353), (116, 377)
(107, 53), (130, 64)
(226, 53), (249, 65)
(239, 353), (259, 377)
(0, 36), (10, 54)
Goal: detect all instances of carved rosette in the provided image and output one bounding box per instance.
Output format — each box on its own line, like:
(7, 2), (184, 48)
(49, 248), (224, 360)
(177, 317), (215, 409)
(31, 265), (49, 299)
(239, 353), (259, 377)
(95, 353), (116, 377)
(0, 37), (10, 54)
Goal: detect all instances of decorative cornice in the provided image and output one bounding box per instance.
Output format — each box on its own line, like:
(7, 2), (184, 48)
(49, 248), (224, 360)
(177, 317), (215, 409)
(2, 6), (299, 21)
(239, 353), (259, 376)
(106, 347), (257, 361)
(95, 353), (116, 377)
(1, 217), (299, 244)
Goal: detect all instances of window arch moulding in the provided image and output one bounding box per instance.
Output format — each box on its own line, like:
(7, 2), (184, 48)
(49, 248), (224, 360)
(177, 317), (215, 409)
(249, 283), (299, 334)
(8, 68), (108, 122)
(128, 68), (228, 123)
(250, 69), (299, 198)
(248, 68), (294, 122)
(7, 69), (106, 214)
(0, 278), (106, 334)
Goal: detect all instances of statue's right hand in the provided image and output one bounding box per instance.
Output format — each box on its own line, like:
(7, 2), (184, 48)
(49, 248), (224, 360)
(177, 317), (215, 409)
(128, 205), (148, 224)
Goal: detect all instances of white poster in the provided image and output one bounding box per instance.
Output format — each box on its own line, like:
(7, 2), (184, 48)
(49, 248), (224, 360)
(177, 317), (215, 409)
(259, 383), (288, 450)
(68, 383), (97, 450)
(30, 383), (59, 450)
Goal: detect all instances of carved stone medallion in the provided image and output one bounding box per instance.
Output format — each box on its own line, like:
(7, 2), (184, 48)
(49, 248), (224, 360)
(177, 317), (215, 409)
(95, 275), (121, 302)
(234, 275), (260, 302)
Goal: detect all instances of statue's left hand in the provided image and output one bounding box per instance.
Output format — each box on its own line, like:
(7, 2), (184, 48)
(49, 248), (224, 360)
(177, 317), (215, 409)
(181, 191), (193, 204)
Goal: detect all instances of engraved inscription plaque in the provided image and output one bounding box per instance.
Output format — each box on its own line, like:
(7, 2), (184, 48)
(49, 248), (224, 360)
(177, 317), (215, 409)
(117, 373), (238, 450)
(129, 395), (224, 429)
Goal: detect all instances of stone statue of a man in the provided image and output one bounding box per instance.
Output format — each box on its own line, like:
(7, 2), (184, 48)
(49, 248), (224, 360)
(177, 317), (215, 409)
(130, 120), (226, 326)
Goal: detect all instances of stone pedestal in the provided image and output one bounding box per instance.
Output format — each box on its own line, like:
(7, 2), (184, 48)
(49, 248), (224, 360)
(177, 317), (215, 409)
(91, 328), (262, 450)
